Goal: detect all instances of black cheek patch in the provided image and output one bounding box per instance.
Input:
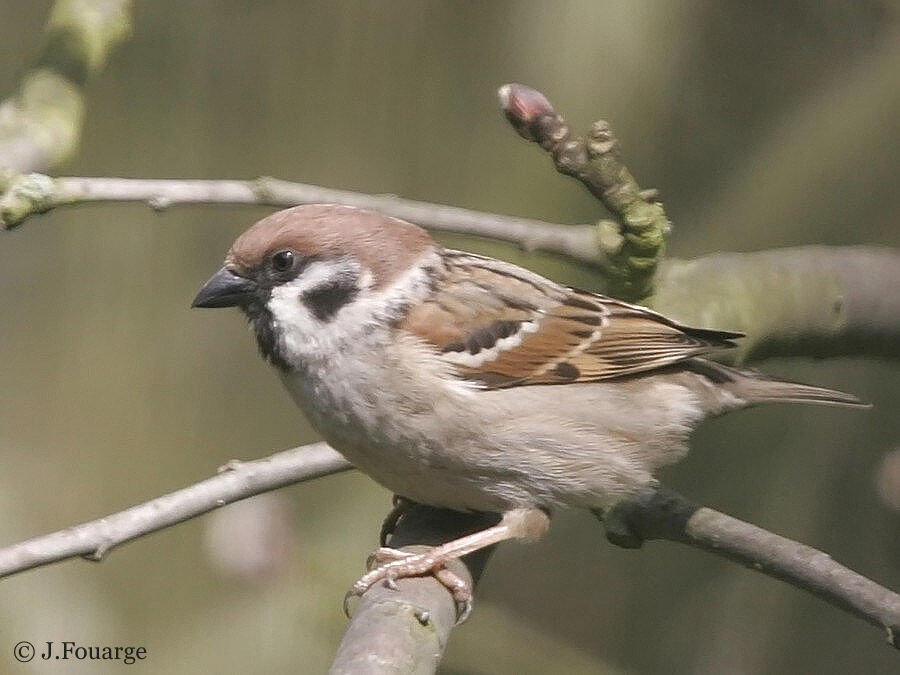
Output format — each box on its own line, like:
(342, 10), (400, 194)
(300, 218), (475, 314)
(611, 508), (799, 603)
(302, 277), (360, 322)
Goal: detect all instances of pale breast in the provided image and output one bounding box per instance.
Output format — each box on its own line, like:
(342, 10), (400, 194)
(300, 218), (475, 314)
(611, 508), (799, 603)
(277, 331), (709, 512)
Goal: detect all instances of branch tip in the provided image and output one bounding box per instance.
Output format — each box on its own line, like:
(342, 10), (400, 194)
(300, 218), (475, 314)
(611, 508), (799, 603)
(498, 82), (562, 143)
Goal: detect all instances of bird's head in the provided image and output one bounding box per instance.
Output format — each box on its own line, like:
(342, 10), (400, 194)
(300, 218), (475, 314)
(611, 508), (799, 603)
(193, 204), (437, 369)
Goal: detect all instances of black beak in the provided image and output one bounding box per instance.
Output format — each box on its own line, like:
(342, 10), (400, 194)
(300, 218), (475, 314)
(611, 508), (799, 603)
(192, 267), (257, 308)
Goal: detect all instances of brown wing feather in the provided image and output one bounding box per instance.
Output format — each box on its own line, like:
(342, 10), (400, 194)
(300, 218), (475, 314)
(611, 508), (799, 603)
(399, 251), (742, 389)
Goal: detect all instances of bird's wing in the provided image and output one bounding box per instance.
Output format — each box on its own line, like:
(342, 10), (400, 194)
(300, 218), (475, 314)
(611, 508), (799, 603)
(399, 251), (742, 389)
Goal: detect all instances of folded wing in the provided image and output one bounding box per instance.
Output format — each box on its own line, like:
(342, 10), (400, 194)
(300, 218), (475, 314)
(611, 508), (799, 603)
(399, 251), (742, 389)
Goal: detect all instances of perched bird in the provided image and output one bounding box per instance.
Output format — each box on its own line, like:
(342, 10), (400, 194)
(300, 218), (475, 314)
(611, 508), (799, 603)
(193, 204), (863, 615)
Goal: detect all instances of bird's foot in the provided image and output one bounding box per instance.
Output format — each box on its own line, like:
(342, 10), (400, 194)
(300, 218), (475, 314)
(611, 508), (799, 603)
(343, 508), (550, 624)
(343, 546), (474, 623)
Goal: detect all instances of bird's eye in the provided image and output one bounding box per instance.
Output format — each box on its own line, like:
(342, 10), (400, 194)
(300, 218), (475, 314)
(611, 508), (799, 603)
(271, 250), (296, 274)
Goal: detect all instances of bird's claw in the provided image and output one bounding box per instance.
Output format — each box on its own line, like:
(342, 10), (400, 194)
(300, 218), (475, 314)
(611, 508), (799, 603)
(379, 496), (414, 546)
(343, 546), (474, 624)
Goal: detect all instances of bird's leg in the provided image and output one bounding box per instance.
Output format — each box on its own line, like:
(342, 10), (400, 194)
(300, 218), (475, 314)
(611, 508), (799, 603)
(379, 495), (415, 546)
(345, 507), (550, 622)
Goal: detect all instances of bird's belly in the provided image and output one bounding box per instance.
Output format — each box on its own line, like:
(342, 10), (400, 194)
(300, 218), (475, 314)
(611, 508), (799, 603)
(279, 368), (517, 511)
(280, 368), (702, 512)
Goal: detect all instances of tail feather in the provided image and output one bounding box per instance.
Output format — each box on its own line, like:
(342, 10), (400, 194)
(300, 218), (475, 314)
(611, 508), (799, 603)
(686, 359), (869, 408)
(730, 377), (868, 407)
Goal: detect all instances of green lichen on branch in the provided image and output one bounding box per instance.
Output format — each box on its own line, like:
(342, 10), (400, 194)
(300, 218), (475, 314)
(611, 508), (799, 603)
(0, 172), (58, 230)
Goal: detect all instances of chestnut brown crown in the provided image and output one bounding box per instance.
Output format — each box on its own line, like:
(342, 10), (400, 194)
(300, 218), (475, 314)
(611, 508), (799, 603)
(226, 204), (435, 288)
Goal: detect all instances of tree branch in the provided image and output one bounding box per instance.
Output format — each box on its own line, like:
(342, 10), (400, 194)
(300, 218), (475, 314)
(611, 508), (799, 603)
(499, 83), (670, 301)
(331, 506), (498, 674)
(600, 489), (900, 649)
(653, 246), (900, 362)
(0, 174), (602, 264)
(0, 0), (133, 173)
(0, 442), (351, 578)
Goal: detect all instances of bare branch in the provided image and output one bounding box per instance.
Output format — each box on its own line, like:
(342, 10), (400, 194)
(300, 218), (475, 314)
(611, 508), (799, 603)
(600, 489), (900, 649)
(0, 174), (602, 264)
(0, 0), (133, 172)
(0, 442), (351, 578)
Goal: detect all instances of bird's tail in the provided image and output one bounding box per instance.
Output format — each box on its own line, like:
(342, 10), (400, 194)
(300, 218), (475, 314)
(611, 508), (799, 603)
(686, 359), (869, 408)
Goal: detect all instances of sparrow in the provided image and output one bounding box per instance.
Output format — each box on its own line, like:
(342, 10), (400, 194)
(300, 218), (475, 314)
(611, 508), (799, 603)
(193, 203), (863, 617)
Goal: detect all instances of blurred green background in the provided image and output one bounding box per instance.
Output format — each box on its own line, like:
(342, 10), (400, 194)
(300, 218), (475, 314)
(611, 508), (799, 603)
(1, 2), (899, 673)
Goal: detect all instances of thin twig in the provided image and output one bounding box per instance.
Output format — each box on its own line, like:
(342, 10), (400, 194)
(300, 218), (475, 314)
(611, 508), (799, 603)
(600, 489), (900, 649)
(0, 442), (351, 578)
(0, 174), (604, 265)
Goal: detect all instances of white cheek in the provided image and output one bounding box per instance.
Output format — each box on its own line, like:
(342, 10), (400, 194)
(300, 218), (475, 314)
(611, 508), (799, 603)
(266, 261), (346, 356)
(265, 261), (378, 362)
(267, 260), (341, 323)
(267, 283), (317, 358)
(264, 252), (436, 367)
